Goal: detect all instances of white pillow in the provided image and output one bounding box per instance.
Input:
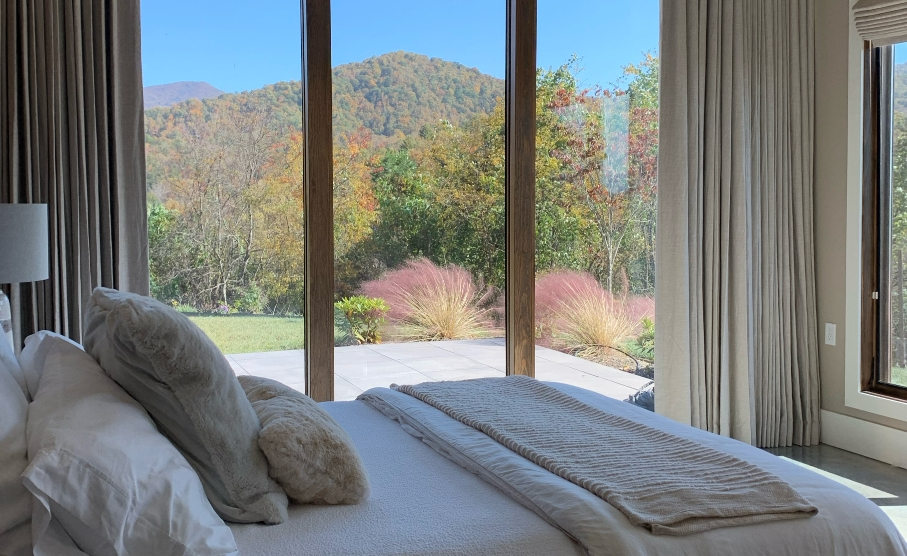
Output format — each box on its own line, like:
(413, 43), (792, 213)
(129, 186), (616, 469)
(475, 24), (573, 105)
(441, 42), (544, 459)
(19, 331), (83, 401)
(23, 335), (238, 556)
(0, 337), (31, 556)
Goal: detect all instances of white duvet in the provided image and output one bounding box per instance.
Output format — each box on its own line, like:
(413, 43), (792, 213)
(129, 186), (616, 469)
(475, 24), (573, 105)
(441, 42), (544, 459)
(359, 382), (907, 556)
(228, 399), (582, 556)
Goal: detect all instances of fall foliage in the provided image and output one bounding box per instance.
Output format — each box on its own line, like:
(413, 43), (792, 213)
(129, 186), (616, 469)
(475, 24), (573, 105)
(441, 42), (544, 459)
(145, 52), (659, 317)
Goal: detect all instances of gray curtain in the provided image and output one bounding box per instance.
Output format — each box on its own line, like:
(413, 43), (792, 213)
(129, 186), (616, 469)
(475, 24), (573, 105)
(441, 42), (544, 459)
(656, 0), (820, 447)
(0, 0), (149, 347)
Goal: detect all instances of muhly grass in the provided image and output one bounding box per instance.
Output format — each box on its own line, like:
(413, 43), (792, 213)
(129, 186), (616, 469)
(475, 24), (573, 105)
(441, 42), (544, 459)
(360, 258), (497, 341)
(535, 270), (653, 363)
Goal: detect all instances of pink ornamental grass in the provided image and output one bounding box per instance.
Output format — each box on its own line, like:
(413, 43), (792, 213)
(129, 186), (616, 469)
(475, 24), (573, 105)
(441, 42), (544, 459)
(360, 258), (496, 341)
(534, 270), (653, 361)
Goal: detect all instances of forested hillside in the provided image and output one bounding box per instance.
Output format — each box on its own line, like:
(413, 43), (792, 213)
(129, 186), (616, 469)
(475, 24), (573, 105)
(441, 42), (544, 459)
(145, 51), (659, 321)
(144, 52), (502, 154)
(332, 51), (503, 139)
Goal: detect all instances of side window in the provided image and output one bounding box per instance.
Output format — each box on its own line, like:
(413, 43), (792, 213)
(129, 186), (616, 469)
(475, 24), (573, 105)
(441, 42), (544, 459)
(863, 41), (907, 398)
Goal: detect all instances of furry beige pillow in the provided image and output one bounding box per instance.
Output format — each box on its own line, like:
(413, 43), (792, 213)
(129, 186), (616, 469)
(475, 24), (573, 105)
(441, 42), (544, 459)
(238, 375), (370, 505)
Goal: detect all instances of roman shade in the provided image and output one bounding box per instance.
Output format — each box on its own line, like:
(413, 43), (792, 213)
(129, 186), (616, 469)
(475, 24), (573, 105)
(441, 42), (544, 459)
(854, 0), (907, 46)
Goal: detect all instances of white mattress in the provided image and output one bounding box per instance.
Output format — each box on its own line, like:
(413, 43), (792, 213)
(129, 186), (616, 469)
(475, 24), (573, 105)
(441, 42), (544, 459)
(228, 400), (582, 556)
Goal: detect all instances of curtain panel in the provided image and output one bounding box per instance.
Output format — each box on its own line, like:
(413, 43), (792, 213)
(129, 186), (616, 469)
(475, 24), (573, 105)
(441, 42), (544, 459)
(656, 0), (820, 448)
(0, 0), (149, 347)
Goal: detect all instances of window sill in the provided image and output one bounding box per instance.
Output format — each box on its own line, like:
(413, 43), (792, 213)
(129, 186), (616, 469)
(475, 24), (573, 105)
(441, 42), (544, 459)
(845, 386), (907, 421)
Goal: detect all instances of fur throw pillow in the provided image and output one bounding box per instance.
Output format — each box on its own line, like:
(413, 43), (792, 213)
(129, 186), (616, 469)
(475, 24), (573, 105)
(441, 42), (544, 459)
(238, 375), (370, 505)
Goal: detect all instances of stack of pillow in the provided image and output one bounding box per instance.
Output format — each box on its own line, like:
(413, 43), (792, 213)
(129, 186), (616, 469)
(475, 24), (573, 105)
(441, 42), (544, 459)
(0, 288), (369, 556)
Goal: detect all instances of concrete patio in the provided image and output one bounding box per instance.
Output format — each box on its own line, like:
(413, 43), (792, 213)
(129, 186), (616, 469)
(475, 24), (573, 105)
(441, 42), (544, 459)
(226, 338), (650, 401)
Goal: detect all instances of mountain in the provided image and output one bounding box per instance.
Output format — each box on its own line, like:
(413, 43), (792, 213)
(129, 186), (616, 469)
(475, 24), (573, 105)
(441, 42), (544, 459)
(143, 52), (503, 143)
(143, 81), (225, 109)
(332, 51), (503, 139)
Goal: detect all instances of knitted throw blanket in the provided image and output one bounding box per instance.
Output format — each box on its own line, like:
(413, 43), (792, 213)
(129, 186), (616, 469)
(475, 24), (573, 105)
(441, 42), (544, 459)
(393, 376), (818, 535)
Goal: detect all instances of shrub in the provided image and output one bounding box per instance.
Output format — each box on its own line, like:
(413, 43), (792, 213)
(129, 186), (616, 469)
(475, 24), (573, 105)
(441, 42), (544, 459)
(360, 258), (496, 341)
(623, 317), (655, 362)
(535, 270), (653, 363)
(334, 296), (390, 344)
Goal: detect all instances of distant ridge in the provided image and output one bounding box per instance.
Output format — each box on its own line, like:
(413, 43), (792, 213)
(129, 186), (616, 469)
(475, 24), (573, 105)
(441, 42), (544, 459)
(143, 81), (225, 109)
(144, 52), (504, 146)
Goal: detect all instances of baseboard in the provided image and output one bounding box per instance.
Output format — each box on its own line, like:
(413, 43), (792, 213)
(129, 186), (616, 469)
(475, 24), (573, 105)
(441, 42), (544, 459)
(821, 409), (907, 469)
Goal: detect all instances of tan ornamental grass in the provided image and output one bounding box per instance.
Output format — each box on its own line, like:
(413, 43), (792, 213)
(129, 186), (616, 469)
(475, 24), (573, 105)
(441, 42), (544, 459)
(553, 281), (640, 364)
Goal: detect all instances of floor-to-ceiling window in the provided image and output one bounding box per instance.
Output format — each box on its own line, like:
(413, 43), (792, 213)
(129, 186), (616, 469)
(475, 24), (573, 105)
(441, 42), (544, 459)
(141, 0), (307, 388)
(141, 0), (660, 403)
(533, 1), (658, 398)
(329, 0), (508, 399)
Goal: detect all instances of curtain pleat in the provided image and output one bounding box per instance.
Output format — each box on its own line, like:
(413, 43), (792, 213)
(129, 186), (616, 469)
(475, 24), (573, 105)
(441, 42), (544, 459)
(0, 0), (148, 347)
(657, 0), (820, 448)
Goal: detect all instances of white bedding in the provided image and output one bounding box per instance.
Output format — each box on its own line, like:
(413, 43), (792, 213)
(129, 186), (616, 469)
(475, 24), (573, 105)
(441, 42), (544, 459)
(228, 400), (583, 556)
(364, 382), (907, 556)
(231, 381), (907, 556)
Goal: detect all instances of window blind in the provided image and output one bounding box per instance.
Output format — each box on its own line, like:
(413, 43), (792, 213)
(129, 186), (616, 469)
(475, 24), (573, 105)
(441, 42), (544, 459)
(854, 0), (907, 46)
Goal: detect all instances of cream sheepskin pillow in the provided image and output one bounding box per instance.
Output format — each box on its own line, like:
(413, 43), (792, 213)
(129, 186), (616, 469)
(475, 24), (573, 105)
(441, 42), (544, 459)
(238, 375), (370, 505)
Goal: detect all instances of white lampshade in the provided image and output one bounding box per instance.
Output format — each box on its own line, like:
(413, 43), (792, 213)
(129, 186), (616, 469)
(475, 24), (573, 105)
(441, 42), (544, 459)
(0, 204), (50, 284)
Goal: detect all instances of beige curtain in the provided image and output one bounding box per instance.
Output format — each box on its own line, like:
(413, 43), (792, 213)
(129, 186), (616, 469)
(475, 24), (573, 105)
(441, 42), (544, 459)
(0, 0), (149, 346)
(656, 0), (820, 448)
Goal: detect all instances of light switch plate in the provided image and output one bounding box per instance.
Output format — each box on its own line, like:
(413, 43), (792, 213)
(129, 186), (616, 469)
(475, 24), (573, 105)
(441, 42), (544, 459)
(825, 323), (836, 346)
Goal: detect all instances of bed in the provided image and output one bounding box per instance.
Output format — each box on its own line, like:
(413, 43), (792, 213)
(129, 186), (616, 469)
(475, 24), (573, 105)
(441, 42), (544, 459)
(4, 290), (907, 556)
(228, 383), (907, 556)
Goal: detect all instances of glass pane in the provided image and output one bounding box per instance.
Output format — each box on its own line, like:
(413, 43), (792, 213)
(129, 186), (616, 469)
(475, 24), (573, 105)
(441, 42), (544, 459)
(535, 1), (659, 405)
(887, 42), (907, 386)
(331, 1), (506, 399)
(142, 2), (306, 385)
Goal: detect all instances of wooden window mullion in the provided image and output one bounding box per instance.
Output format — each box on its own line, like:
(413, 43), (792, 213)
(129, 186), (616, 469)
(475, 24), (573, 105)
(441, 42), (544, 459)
(302, 0), (334, 401)
(505, 0), (537, 377)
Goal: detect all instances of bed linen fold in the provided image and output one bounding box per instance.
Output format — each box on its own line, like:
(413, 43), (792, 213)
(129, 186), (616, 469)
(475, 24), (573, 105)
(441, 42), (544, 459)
(387, 376), (816, 535)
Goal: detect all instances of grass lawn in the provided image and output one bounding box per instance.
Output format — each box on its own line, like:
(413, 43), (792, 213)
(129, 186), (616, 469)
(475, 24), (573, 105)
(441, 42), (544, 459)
(187, 310), (355, 354)
(188, 315), (306, 354)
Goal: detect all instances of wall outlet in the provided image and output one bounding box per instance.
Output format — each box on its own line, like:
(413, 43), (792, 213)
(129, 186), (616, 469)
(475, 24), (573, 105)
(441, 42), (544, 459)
(825, 323), (837, 346)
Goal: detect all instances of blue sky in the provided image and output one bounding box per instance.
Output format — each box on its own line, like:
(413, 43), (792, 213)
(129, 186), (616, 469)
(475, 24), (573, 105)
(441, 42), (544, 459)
(141, 0), (659, 93)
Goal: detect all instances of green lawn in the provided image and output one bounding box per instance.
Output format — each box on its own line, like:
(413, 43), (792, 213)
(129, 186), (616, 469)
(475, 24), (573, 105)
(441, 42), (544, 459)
(187, 310), (355, 355)
(188, 315), (307, 354)
(892, 367), (907, 386)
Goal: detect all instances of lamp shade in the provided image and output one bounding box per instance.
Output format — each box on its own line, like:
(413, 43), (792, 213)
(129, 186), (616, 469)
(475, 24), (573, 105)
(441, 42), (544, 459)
(0, 204), (50, 283)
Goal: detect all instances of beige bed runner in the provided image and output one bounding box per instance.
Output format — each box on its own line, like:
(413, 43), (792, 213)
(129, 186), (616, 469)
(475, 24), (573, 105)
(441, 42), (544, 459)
(393, 376), (818, 535)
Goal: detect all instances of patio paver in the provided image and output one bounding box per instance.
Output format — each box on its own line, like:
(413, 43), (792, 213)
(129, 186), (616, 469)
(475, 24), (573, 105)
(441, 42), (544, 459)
(226, 338), (650, 402)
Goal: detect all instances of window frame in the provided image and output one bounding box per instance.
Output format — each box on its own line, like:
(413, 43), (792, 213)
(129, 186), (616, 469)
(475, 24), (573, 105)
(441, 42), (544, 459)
(301, 0), (539, 401)
(861, 40), (907, 400)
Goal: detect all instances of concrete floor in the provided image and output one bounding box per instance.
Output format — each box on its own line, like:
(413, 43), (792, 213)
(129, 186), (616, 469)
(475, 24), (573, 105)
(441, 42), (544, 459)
(226, 337), (651, 401)
(767, 444), (907, 538)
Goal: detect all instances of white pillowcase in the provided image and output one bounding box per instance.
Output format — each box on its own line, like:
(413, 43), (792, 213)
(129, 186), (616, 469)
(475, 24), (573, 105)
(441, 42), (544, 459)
(18, 330), (83, 401)
(23, 335), (238, 556)
(0, 337), (31, 556)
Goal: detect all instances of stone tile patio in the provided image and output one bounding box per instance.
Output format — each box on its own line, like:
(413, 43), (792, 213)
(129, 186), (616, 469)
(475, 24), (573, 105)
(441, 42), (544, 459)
(227, 338), (650, 401)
